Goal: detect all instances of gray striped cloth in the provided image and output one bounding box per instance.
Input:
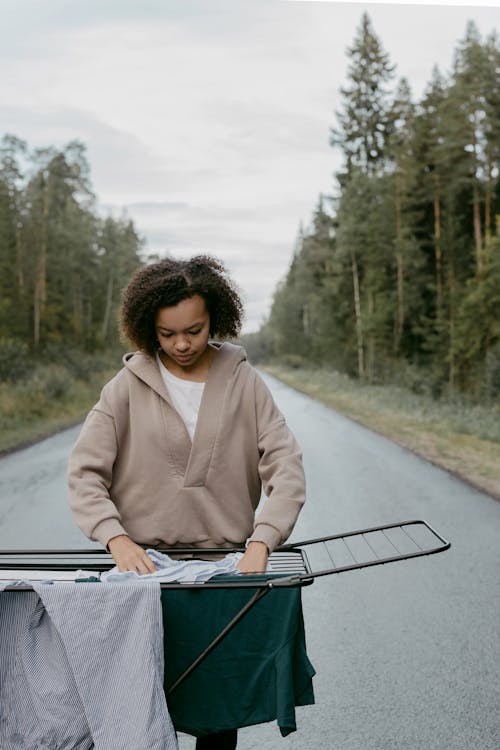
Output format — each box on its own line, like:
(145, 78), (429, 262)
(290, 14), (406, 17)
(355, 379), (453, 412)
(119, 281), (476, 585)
(0, 581), (178, 750)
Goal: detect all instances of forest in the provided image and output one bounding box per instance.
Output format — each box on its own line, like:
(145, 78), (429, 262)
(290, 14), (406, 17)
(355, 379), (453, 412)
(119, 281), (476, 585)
(0, 136), (146, 449)
(0, 137), (144, 372)
(0, 13), (499, 435)
(247, 16), (500, 401)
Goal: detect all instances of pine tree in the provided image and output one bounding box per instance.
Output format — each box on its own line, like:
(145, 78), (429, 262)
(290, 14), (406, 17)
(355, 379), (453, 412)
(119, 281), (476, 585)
(95, 216), (143, 345)
(482, 31), (500, 256)
(453, 228), (500, 393)
(22, 143), (96, 347)
(387, 77), (420, 353)
(331, 12), (395, 176)
(330, 14), (397, 378)
(0, 135), (28, 339)
(266, 199), (335, 364)
(450, 21), (491, 277)
(412, 66), (449, 322)
(262, 16), (500, 397)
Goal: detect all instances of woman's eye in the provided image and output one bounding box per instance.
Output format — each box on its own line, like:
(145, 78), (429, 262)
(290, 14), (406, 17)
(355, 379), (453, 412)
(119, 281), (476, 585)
(159, 330), (201, 338)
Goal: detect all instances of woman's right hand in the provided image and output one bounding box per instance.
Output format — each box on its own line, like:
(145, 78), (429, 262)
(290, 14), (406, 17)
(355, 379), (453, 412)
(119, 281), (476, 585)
(107, 534), (158, 574)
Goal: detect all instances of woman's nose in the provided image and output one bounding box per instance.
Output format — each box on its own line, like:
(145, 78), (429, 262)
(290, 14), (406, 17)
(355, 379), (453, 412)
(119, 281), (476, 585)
(175, 337), (189, 351)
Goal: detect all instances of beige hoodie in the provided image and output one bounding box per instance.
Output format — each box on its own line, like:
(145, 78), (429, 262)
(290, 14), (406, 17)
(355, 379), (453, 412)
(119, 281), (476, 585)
(68, 343), (305, 553)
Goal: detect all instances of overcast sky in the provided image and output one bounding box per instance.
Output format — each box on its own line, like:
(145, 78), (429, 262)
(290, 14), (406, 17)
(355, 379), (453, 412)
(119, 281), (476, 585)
(1, 0), (499, 331)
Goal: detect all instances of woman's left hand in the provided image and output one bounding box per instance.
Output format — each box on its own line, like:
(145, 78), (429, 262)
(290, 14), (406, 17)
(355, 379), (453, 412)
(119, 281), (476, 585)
(237, 541), (269, 574)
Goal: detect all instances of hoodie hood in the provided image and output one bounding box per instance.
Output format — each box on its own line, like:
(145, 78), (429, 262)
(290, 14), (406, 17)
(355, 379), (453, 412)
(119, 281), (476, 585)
(122, 342), (249, 488)
(122, 342), (247, 401)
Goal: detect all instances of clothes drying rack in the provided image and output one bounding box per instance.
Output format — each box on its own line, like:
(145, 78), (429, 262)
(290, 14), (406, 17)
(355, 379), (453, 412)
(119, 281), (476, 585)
(0, 519), (450, 695)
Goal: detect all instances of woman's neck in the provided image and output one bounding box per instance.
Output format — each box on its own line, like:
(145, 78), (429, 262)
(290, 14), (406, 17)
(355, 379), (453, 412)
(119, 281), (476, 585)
(158, 344), (218, 382)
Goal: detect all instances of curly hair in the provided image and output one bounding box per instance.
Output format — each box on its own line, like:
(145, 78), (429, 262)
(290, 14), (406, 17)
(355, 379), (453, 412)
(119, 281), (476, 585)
(120, 255), (244, 355)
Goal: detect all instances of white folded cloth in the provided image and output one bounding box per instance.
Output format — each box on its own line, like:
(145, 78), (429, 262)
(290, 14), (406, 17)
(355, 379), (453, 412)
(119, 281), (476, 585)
(101, 550), (244, 584)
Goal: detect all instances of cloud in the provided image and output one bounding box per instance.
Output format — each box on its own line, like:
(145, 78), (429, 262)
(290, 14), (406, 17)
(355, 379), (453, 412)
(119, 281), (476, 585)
(1, 1), (498, 332)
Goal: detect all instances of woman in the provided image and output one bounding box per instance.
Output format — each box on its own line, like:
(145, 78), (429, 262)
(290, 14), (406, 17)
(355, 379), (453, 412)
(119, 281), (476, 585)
(68, 255), (306, 749)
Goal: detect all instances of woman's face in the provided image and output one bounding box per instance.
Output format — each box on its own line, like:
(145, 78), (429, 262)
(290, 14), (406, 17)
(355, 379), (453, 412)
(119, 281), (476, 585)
(155, 294), (211, 370)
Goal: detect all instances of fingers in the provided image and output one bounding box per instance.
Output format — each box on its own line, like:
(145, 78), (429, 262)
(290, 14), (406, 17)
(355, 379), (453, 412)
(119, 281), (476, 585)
(236, 541), (269, 574)
(125, 551), (157, 575)
(108, 535), (158, 575)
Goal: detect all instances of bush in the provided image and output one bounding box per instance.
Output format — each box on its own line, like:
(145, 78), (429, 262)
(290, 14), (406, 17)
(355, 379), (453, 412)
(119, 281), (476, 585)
(39, 343), (123, 380)
(0, 339), (32, 382)
(483, 343), (500, 400)
(37, 365), (73, 400)
(389, 361), (443, 399)
(1, 365), (72, 420)
(277, 353), (308, 369)
(0, 348), (123, 451)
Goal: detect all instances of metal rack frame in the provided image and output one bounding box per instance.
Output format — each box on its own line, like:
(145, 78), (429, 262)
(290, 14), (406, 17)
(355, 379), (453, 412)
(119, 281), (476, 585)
(0, 519), (450, 694)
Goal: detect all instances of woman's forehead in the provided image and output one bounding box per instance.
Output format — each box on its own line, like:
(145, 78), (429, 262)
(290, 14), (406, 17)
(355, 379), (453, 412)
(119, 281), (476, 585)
(155, 295), (208, 329)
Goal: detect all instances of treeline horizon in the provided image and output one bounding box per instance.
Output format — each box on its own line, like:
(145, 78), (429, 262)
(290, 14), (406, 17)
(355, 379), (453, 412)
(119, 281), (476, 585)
(1, 14), (499, 403)
(246, 15), (500, 400)
(0, 136), (144, 374)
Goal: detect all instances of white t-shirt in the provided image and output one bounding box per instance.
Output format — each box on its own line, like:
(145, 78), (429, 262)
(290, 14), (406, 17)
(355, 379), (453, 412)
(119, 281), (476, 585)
(157, 354), (205, 441)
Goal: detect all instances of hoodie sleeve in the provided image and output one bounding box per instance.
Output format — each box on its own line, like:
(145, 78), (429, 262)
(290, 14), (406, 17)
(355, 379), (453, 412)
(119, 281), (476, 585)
(67, 386), (129, 547)
(248, 372), (306, 553)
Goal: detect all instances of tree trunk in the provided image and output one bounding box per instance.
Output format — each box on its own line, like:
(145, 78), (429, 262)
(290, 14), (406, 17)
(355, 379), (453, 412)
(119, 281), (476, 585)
(85, 297), (93, 347)
(484, 151), (492, 260)
(351, 251), (364, 378)
(367, 288), (375, 382)
(72, 279), (83, 341)
(15, 222), (24, 294)
(394, 174), (404, 350)
(473, 179), (483, 276)
(40, 175), (49, 309)
(33, 280), (40, 348)
(433, 173), (443, 319)
(447, 261), (456, 391)
(471, 131), (483, 276)
(33, 176), (49, 348)
(101, 270), (114, 341)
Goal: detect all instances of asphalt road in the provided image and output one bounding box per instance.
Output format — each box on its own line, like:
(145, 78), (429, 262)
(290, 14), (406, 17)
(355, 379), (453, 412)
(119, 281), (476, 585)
(0, 373), (499, 749)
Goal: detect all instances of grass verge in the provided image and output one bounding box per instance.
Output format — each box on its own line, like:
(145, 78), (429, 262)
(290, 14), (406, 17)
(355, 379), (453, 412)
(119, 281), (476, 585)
(0, 351), (122, 455)
(263, 364), (500, 501)
(0, 376), (115, 454)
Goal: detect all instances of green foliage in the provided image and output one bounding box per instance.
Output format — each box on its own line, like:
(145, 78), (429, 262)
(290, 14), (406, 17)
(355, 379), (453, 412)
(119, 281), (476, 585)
(17, 364), (72, 404)
(0, 135), (144, 353)
(453, 239), (500, 393)
(239, 328), (274, 364)
(0, 136), (143, 450)
(483, 342), (500, 400)
(0, 339), (32, 381)
(258, 14), (500, 402)
(331, 12), (395, 175)
(0, 348), (123, 452)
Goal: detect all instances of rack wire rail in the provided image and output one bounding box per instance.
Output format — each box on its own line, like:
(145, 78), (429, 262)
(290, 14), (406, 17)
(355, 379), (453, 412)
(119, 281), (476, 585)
(0, 520), (450, 694)
(0, 520), (449, 589)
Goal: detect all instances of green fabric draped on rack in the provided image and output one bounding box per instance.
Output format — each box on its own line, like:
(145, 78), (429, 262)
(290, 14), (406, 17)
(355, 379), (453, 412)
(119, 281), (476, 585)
(161, 585), (315, 738)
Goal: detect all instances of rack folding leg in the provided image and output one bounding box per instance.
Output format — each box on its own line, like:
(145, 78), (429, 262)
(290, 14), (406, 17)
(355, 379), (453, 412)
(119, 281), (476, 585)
(0, 519), (450, 697)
